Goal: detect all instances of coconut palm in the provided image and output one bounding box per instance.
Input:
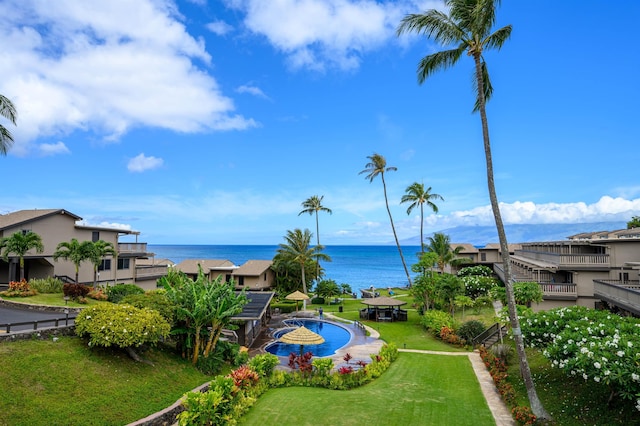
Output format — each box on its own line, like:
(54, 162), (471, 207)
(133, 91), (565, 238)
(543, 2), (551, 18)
(0, 231), (44, 281)
(277, 228), (330, 310)
(87, 240), (116, 287)
(53, 238), (93, 284)
(397, 0), (549, 418)
(0, 94), (17, 155)
(360, 153), (412, 287)
(401, 182), (443, 255)
(425, 232), (463, 273)
(299, 195), (332, 281)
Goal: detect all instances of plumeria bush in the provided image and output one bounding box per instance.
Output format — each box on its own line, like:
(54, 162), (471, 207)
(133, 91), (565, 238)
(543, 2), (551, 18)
(74, 303), (170, 352)
(520, 306), (640, 412)
(460, 275), (499, 299)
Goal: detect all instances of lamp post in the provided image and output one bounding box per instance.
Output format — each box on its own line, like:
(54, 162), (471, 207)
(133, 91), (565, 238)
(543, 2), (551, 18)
(64, 308), (69, 326)
(63, 295), (69, 305)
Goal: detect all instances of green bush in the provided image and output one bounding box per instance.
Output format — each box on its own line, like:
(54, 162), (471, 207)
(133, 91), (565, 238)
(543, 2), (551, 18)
(270, 302), (297, 314)
(420, 310), (455, 336)
(310, 297), (325, 305)
(75, 303), (170, 349)
(29, 277), (63, 293)
(248, 353), (280, 377)
(457, 319), (487, 343)
(106, 283), (144, 303)
(120, 290), (175, 323)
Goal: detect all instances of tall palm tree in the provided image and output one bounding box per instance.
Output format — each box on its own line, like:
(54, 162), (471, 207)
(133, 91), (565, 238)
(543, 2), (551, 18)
(277, 228), (330, 310)
(397, 0), (549, 419)
(87, 240), (116, 287)
(299, 195), (332, 281)
(401, 182), (443, 255)
(0, 94), (17, 155)
(53, 238), (93, 284)
(425, 232), (463, 273)
(0, 231), (44, 281)
(360, 153), (412, 287)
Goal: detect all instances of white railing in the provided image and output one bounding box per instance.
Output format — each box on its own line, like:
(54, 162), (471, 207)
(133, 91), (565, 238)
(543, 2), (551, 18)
(118, 243), (148, 253)
(135, 265), (167, 278)
(594, 280), (640, 315)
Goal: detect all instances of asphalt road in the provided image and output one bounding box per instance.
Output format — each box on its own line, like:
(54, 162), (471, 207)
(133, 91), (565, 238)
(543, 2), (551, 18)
(0, 304), (74, 333)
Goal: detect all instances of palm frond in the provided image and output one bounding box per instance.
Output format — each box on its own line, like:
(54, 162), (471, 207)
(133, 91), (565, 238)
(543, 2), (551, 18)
(417, 46), (465, 84)
(0, 126), (14, 155)
(0, 95), (17, 124)
(397, 10), (467, 46)
(484, 24), (512, 50)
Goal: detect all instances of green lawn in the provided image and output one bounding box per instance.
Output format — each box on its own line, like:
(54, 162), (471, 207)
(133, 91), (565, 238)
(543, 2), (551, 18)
(0, 337), (210, 426)
(240, 352), (494, 426)
(2, 292), (106, 308)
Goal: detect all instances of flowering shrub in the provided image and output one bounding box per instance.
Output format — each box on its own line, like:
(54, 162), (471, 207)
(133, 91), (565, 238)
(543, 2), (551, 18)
(343, 353), (352, 364)
(439, 326), (462, 346)
(338, 366), (354, 374)
(288, 351), (313, 372)
(74, 303), (170, 349)
(511, 406), (536, 425)
(479, 346), (534, 424)
(87, 288), (108, 301)
(1, 279), (37, 297)
(460, 275), (499, 299)
(520, 306), (640, 411)
(458, 265), (494, 277)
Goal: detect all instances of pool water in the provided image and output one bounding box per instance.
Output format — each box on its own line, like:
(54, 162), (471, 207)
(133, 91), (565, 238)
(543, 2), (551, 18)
(265, 319), (352, 357)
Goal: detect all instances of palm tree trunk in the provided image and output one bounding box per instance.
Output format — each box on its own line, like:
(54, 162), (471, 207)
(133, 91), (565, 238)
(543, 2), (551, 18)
(315, 212), (321, 281)
(301, 264), (307, 310)
(473, 54), (550, 421)
(420, 204), (425, 255)
(19, 257), (25, 281)
(381, 174), (413, 287)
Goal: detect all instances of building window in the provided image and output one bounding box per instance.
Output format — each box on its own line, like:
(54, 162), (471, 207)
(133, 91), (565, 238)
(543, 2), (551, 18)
(92, 231), (99, 242)
(117, 258), (130, 270)
(98, 259), (111, 271)
(238, 276), (244, 286)
(225, 274), (232, 283)
(264, 273), (267, 281)
(480, 253), (486, 261)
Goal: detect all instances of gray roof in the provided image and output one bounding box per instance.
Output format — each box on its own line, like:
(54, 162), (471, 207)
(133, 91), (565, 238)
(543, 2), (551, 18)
(0, 209), (81, 231)
(232, 291), (275, 320)
(175, 259), (236, 274)
(233, 260), (273, 276)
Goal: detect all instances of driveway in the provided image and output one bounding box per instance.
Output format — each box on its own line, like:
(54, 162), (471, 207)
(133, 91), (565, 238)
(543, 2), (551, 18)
(0, 304), (75, 333)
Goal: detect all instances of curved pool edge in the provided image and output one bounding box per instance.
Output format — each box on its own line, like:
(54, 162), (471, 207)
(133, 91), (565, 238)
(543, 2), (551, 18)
(264, 317), (355, 358)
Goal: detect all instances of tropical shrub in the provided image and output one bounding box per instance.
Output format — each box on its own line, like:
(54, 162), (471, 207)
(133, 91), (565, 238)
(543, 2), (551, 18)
(29, 277), (63, 293)
(460, 275), (499, 299)
(178, 376), (237, 426)
(63, 283), (90, 300)
(421, 309), (455, 336)
(106, 283), (144, 303)
(457, 319), (487, 343)
(87, 288), (108, 301)
(314, 279), (341, 301)
(248, 353), (280, 377)
(490, 343), (514, 365)
(1, 279), (37, 297)
(311, 357), (334, 376)
(520, 306), (640, 411)
(120, 290), (175, 323)
(270, 302), (297, 314)
(74, 303), (170, 350)
(439, 326), (462, 345)
(458, 265), (494, 277)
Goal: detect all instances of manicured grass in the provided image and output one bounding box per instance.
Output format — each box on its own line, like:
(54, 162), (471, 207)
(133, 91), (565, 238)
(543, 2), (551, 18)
(507, 348), (639, 425)
(0, 337), (210, 426)
(2, 292), (106, 308)
(239, 352), (494, 426)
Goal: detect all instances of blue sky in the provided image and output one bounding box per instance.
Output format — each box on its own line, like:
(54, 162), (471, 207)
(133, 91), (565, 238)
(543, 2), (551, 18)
(1, 0), (639, 245)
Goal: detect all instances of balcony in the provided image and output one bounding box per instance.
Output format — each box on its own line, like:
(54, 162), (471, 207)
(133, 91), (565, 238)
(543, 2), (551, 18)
(594, 280), (640, 316)
(135, 265), (168, 279)
(514, 250), (609, 268)
(118, 243), (148, 254)
(539, 283), (577, 300)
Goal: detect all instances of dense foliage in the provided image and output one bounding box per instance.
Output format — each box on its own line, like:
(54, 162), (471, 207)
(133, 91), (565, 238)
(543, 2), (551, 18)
(520, 306), (640, 412)
(120, 290), (175, 323)
(28, 277), (64, 293)
(0, 279), (37, 297)
(75, 303), (170, 349)
(106, 283), (145, 303)
(63, 283), (91, 301)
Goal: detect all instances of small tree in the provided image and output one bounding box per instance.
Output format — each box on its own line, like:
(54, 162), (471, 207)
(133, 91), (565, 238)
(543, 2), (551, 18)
(53, 238), (93, 283)
(0, 231), (44, 280)
(315, 279), (341, 302)
(75, 303), (170, 363)
(87, 240), (116, 287)
(627, 216), (640, 229)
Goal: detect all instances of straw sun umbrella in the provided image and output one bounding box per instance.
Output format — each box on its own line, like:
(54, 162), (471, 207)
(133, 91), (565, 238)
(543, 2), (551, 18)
(279, 325), (325, 356)
(285, 290), (310, 312)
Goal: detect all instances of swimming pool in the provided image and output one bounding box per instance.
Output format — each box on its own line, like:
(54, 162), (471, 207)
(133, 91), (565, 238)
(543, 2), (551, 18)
(265, 319), (352, 357)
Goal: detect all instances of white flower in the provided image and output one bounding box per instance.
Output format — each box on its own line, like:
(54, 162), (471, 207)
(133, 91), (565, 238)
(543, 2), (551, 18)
(123, 328), (127, 333)
(632, 373), (640, 382)
(628, 341), (634, 348)
(617, 351), (625, 357)
(594, 362), (601, 369)
(583, 373), (588, 380)
(594, 376), (600, 382)
(85, 315), (91, 319)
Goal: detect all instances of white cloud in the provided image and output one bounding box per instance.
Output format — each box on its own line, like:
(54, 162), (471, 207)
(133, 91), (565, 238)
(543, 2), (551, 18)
(206, 20), (233, 36)
(76, 220), (132, 231)
(128, 153), (164, 173)
(0, 0), (256, 155)
(38, 141), (70, 156)
(236, 84), (269, 99)
(227, 0), (410, 71)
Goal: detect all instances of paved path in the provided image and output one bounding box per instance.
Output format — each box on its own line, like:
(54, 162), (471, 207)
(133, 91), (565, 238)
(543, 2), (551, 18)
(0, 302), (74, 333)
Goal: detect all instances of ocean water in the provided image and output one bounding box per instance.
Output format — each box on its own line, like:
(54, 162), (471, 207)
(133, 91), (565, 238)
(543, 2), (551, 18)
(148, 245), (422, 295)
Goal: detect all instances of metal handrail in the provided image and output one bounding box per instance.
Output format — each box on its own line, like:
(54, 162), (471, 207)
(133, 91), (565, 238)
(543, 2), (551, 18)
(0, 314), (77, 334)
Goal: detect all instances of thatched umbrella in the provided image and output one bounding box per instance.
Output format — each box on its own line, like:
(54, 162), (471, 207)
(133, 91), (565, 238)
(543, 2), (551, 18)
(285, 290), (310, 312)
(279, 325), (325, 355)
